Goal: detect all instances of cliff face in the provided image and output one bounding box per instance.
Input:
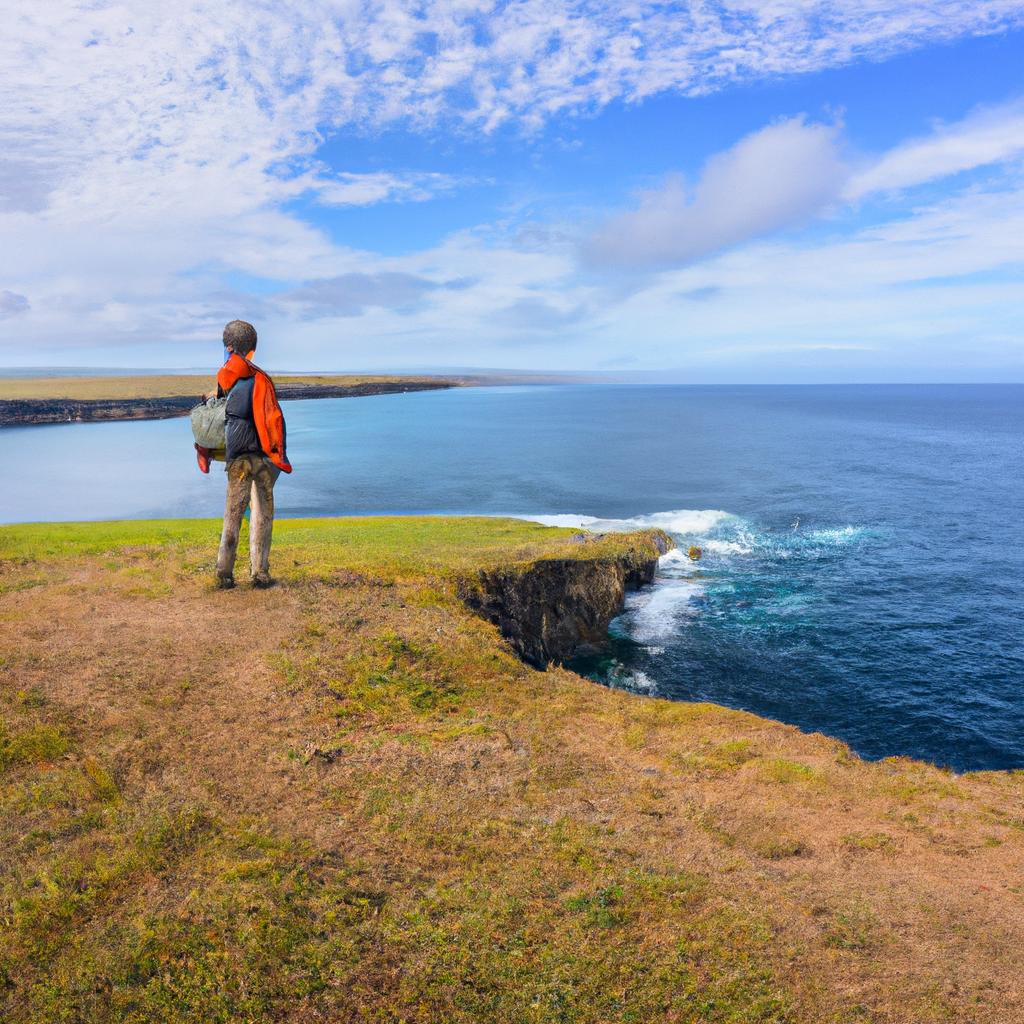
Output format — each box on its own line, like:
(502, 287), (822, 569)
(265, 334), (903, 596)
(0, 396), (198, 426)
(0, 381), (455, 427)
(458, 529), (672, 668)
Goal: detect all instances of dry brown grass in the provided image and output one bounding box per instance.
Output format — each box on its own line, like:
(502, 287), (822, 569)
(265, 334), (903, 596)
(1, 518), (1023, 1022)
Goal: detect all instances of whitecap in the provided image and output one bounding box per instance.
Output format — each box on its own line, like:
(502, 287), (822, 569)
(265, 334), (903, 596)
(525, 513), (604, 529)
(618, 578), (703, 642)
(658, 548), (689, 565)
(605, 665), (658, 695)
(701, 537), (755, 557)
(804, 526), (869, 546)
(519, 508), (733, 537)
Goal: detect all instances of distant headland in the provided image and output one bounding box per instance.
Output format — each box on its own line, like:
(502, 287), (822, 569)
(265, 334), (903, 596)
(0, 371), (587, 426)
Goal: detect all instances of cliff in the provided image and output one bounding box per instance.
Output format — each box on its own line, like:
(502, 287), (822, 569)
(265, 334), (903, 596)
(0, 379), (454, 426)
(458, 529), (672, 667)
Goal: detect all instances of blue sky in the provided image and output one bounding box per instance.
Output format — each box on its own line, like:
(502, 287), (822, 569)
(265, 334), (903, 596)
(2, 2), (1023, 380)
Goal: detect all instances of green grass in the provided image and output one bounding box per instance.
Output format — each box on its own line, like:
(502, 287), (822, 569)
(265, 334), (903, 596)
(0, 515), (666, 582)
(0, 721), (71, 773)
(0, 516), (671, 598)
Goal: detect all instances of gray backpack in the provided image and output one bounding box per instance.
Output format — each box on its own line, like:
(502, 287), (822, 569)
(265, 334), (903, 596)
(190, 396), (227, 450)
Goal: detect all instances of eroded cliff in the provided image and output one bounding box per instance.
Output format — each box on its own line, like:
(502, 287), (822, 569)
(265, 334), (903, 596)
(457, 528), (672, 667)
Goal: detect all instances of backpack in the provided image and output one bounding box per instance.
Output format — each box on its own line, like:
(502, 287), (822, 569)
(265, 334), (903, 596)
(190, 395), (227, 450)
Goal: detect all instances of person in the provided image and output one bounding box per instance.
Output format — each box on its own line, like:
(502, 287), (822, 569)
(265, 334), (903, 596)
(207, 319), (292, 589)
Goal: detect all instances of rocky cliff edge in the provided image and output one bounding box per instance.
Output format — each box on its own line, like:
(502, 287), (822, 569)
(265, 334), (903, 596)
(457, 528), (673, 668)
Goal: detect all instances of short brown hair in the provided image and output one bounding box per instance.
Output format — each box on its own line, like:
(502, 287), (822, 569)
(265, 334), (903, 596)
(223, 319), (257, 355)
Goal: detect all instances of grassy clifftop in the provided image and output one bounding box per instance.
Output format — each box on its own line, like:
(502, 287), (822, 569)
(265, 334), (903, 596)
(1, 517), (1022, 1023)
(0, 376), (461, 427)
(0, 374), (454, 401)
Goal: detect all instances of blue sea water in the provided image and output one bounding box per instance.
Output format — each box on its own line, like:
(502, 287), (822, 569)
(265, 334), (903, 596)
(5, 383), (1023, 771)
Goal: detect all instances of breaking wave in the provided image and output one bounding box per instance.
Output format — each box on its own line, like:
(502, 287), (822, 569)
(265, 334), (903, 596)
(522, 508), (875, 650)
(522, 508), (872, 564)
(614, 578), (704, 643)
(524, 509), (734, 536)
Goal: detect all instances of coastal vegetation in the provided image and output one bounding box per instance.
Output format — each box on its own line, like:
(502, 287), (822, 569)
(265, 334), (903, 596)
(1, 516), (1022, 1022)
(0, 375), (461, 427)
(0, 374), (454, 402)
(0, 372), (597, 426)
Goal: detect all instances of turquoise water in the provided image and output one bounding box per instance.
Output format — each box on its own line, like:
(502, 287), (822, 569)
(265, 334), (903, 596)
(5, 383), (1023, 770)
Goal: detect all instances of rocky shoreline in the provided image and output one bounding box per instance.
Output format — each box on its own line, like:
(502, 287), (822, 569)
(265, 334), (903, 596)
(0, 379), (455, 427)
(459, 529), (673, 667)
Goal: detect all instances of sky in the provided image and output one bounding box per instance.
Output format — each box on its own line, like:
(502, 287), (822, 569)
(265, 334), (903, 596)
(2, 1), (1024, 380)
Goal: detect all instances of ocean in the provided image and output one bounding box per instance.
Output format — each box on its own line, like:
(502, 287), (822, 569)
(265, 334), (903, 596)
(5, 382), (1023, 770)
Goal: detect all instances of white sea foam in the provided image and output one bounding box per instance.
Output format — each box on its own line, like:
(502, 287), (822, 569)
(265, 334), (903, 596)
(623, 669), (657, 694)
(702, 536), (755, 556)
(658, 548), (689, 565)
(605, 665), (658, 695)
(805, 526), (868, 545)
(524, 513), (604, 529)
(620, 578), (703, 642)
(617, 509), (734, 535)
(520, 509), (872, 568)
(522, 508), (733, 536)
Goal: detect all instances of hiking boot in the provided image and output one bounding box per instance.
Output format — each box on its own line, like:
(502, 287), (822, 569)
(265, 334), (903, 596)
(215, 574), (235, 590)
(251, 574), (275, 589)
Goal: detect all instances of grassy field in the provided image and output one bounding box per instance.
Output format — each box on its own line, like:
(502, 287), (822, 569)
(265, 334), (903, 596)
(0, 374), (456, 401)
(1, 516), (1023, 1023)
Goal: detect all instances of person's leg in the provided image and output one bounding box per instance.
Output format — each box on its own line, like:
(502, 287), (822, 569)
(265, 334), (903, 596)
(249, 459), (280, 585)
(216, 457), (254, 586)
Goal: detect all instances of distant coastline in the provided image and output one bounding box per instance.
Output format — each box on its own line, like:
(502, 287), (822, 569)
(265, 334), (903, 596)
(0, 371), (593, 427)
(0, 377), (458, 427)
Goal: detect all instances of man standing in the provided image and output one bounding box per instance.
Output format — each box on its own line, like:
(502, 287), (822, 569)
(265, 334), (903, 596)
(213, 319), (292, 589)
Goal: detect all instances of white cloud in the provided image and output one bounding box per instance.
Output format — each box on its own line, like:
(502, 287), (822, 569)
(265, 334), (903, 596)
(280, 271), (467, 316)
(845, 97), (1024, 199)
(2, 0), (1024, 368)
(585, 117), (847, 268)
(304, 171), (464, 207)
(3, 1), (1020, 221)
(574, 180), (1024, 376)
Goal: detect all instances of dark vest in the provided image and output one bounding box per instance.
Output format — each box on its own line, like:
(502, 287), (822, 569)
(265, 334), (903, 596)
(224, 376), (262, 461)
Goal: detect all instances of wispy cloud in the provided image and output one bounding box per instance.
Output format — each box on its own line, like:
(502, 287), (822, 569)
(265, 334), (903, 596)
(280, 271), (461, 317)
(844, 97), (1024, 198)
(4, 1), (1020, 221)
(296, 171), (466, 207)
(2, 1), (1024, 369)
(494, 297), (586, 332)
(583, 181), (1024, 372)
(584, 95), (1024, 271)
(584, 117), (846, 269)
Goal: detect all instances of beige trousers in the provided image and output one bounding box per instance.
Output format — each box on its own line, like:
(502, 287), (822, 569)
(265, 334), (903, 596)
(216, 454), (281, 581)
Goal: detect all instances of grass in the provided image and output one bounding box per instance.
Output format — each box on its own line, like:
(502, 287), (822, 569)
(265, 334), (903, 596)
(1, 515), (583, 571)
(1, 516), (1023, 1022)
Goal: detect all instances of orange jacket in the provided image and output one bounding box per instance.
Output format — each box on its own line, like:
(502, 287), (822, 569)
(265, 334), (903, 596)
(216, 352), (293, 473)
